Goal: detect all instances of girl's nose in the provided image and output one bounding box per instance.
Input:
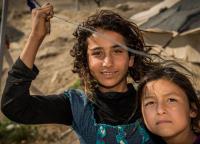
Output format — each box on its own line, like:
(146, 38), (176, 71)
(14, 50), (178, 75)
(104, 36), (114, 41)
(156, 102), (166, 115)
(102, 55), (113, 67)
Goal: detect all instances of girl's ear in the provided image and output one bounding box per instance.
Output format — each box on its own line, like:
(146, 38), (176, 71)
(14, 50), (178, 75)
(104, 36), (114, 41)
(129, 56), (134, 67)
(190, 103), (198, 118)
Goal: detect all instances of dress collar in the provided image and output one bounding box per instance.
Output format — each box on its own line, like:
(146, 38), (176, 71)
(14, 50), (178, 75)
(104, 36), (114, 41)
(93, 84), (139, 125)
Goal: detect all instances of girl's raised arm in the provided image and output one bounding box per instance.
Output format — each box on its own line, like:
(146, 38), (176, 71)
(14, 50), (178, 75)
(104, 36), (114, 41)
(20, 3), (53, 69)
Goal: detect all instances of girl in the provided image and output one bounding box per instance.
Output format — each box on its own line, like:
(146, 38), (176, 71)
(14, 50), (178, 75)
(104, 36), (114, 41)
(1, 3), (161, 144)
(138, 67), (200, 144)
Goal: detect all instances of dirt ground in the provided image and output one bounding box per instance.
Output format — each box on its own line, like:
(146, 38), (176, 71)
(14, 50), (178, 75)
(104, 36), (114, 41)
(0, 0), (178, 143)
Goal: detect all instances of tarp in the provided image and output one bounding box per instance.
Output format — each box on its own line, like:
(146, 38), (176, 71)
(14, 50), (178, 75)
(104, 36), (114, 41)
(140, 0), (200, 33)
(131, 0), (200, 63)
(130, 0), (181, 26)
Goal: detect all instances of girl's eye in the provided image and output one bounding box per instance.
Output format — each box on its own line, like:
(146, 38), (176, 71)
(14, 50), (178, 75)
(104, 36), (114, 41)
(168, 98), (177, 103)
(92, 51), (100, 55)
(144, 101), (155, 107)
(91, 51), (103, 57)
(114, 48), (123, 53)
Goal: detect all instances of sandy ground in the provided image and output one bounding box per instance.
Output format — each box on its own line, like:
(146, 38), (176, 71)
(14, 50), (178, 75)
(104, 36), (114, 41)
(1, 0), (180, 143)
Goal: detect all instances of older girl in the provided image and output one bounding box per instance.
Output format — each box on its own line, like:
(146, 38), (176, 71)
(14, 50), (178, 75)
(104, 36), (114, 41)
(1, 3), (161, 144)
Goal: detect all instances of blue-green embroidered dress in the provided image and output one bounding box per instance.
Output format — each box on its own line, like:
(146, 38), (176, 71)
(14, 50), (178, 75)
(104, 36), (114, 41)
(64, 89), (157, 144)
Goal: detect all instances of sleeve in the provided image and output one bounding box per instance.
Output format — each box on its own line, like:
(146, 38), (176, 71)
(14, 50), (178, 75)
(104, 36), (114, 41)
(1, 58), (73, 125)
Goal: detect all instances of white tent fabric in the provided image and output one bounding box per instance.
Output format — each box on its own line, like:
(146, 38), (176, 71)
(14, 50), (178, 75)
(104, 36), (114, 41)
(142, 28), (200, 63)
(131, 0), (200, 63)
(130, 0), (181, 26)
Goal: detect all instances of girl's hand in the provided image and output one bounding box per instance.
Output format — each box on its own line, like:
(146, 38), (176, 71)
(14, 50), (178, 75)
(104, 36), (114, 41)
(30, 3), (54, 39)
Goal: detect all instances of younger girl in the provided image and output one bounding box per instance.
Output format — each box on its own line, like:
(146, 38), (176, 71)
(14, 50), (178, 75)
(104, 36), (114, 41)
(138, 67), (200, 144)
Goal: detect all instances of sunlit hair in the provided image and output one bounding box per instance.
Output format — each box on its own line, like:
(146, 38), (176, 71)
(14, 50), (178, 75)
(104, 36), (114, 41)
(138, 67), (200, 133)
(70, 10), (158, 100)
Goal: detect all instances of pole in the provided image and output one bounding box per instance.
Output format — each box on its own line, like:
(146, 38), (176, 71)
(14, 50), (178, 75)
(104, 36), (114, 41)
(0, 0), (9, 94)
(75, 0), (80, 11)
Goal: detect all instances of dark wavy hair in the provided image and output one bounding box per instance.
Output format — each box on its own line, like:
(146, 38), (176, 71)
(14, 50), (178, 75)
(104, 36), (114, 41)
(70, 10), (158, 99)
(138, 67), (200, 133)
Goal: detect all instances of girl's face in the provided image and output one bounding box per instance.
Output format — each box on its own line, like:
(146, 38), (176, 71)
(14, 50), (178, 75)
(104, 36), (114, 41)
(87, 29), (134, 93)
(141, 78), (197, 142)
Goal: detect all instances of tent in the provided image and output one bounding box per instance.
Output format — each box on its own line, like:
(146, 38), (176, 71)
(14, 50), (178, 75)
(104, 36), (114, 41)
(130, 0), (200, 64)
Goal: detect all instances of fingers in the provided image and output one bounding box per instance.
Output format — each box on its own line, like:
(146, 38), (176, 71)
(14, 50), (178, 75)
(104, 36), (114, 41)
(32, 3), (54, 21)
(46, 10), (54, 21)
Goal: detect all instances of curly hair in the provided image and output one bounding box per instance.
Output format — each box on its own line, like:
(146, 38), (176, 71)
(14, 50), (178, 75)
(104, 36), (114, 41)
(70, 10), (157, 99)
(137, 67), (200, 133)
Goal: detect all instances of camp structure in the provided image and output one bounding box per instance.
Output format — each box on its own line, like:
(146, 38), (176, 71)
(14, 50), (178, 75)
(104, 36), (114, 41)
(130, 0), (200, 64)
